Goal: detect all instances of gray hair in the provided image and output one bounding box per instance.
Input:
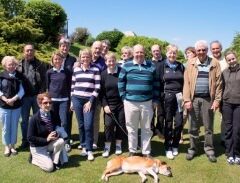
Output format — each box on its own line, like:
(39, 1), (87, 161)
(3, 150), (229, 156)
(210, 40), (222, 50)
(1, 56), (19, 68)
(194, 40), (208, 50)
(59, 38), (71, 47)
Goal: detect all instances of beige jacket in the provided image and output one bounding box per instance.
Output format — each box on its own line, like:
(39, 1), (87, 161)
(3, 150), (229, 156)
(183, 56), (222, 104)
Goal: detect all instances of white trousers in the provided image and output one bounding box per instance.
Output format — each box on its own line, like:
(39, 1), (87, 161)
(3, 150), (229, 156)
(30, 138), (65, 172)
(124, 100), (153, 154)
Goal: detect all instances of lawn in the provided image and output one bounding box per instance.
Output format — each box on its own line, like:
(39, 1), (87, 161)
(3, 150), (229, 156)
(0, 112), (239, 183)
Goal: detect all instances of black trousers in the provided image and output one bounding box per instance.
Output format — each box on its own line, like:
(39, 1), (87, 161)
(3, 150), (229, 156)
(151, 102), (165, 134)
(164, 93), (183, 150)
(104, 105), (127, 142)
(222, 102), (240, 158)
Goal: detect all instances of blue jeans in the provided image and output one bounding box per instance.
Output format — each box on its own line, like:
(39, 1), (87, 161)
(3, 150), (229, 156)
(0, 107), (21, 145)
(72, 96), (95, 151)
(52, 100), (70, 140)
(21, 96), (39, 143)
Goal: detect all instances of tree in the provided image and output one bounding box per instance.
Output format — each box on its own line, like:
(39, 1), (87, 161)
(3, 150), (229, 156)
(70, 27), (90, 44)
(0, 0), (25, 18)
(24, 0), (67, 42)
(230, 32), (240, 57)
(96, 29), (124, 51)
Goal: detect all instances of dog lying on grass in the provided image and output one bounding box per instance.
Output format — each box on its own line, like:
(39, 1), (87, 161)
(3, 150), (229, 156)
(101, 156), (172, 183)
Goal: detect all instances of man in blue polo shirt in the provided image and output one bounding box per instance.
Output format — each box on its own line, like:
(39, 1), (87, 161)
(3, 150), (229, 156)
(118, 44), (160, 157)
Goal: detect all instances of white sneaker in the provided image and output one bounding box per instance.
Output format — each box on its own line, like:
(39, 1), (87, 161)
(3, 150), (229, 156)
(115, 145), (122, 155)
(87, 151), (94, 161)
(80, 148), (87, 156)
(77, 145), (82, 149)
(172, 148), (179, 156)
(93, 144), (98, 150)
(65, 144), (71, 153)
(166, 151), (174, 160)
(102, 148), (110, 158)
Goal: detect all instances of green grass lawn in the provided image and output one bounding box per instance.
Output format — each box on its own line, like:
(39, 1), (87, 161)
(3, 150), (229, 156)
(0, 112), (239, 183)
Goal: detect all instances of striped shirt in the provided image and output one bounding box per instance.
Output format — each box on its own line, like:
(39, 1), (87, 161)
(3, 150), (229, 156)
(195, 59), (210, 97)
(118, 60), (160, 102)
(71, 64), (101, 103)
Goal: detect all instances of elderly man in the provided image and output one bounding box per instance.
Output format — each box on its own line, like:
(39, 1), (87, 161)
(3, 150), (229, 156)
(91, 41), (107, 150)
(151, 44), (165, 138)
(18, 44), (50, 149)
(118, 44), (160, 157)
(210, 40), (228, 148)
(58, 38), (76, 152)
(101, 39), (111, 58)
(183, 40), (222, 162)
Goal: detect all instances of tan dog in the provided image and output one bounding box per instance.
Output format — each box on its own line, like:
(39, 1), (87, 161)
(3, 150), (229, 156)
(101, 156), (172, 183)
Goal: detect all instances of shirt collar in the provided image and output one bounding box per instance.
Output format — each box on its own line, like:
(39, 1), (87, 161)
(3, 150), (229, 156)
(107, 66), (118, 74)
(8, 72), (16, 77)
(196, 57), (209, 66)
(133, 60), (147, 65)
(53, 66), (64, 72)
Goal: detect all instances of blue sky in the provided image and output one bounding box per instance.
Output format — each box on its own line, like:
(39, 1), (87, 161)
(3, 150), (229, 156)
(53, 0), (240, 51)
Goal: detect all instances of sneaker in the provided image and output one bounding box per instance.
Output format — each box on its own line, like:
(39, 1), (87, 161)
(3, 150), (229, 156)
(87, 151), (94, 161)
(227, 157), (235, 165)
(78, 145), (82, 149)
(102, 148), (110, 158)
(93, 144), (98, 150)
(234, 157), (240, 165)
(65, 144), (71, 153)
(10, 148), (18, 156)
(115, 145), (122, 155)
(4, 146), (11, 157)
(172, 148), (179, 156)
(166, 151), (174, 160)
(80, 148), (87, 156)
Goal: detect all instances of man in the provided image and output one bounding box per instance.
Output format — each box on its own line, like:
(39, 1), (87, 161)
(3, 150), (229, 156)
(118, 44), (160, 157)
(210, 40), (228, 148)
(18, 44), (50, 148)
(183, 40), (222, 162)
(101, 39), (111, 58)
(151, 44), (165, 138)
(91, 41), (107, 149)
(58, 38), (77, 152)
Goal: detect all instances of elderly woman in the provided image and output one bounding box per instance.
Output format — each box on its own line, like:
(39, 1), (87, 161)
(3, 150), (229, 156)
(157, 44), (184, 160)
(71, 49), (100, 161)
(0, 56), (25, 157)
(222, 51), (240, 165)
(118, 46), (133, 67)
(28, 92), (67, 172)
(100, 53), (127, 158)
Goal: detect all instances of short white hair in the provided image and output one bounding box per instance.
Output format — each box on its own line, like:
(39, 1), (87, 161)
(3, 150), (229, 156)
(195, 40), (208, 50)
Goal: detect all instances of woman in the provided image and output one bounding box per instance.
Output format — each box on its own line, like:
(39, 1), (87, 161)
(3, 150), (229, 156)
(118, 46), (133, 67)
(71, 49), (100, 161)
(28, 92), (67, 172)
(100, 53), (127, 157)
(0, 56), (25, 156)
(179, 47), (197, 144)
(157, 44), (184, 160)
(46, 51), (72, 152)
(222, 51), (240, 165)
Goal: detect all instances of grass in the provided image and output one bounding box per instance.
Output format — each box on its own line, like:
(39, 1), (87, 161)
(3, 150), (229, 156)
(0, 113), (239, 183)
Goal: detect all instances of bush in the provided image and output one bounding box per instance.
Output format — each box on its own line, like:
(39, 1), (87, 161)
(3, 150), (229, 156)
(85, 35), (95, 47)
(70, 27), (90, 44)
(116, 36), (169, 60)
(96, 29), (124, 51)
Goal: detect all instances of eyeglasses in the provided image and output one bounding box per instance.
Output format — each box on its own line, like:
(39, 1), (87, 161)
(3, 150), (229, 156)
(196, 49), (206, 52)
(42, 101), (52, 105)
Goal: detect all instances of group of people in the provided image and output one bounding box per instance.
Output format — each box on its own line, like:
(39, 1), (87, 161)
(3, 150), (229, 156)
(0, 37), (240, 173)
